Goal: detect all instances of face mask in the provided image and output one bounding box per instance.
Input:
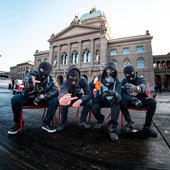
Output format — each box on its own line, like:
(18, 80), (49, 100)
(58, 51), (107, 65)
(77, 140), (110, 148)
(38, 69), (49, 80)
(38, 62), (52, 80)
(106, 68), (115, 77)
(68, 69), (79, 86)
(105, 76), (114, 83)
(123, 66), (136, 82)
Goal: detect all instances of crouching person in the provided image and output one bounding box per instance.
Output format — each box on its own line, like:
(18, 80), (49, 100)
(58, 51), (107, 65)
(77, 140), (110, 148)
(121, 65), (157, 137)
(89, 62), (121, 141)
(56, 65), (92, 132)
(8, 62), (58, 134)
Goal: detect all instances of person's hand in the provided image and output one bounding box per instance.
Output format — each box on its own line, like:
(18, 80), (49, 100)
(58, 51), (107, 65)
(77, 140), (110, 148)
(59, 93), (78, 106)
(125, 83), (140, 93)
(39, 94), (45, 99)
(72, 99), (82, 108)
(31, 76), (41, 86)
(102, 89), (116, 97)
(132, 97), (143, 107)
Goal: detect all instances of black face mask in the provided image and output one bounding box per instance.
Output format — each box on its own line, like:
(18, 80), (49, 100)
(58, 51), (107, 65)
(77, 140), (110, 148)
(68, 69), (79, 86)
(38, 69), (49, 80)
(106, 68), (115, 77)
(123, 66), (136, 82)
(38, 62), (52, 80)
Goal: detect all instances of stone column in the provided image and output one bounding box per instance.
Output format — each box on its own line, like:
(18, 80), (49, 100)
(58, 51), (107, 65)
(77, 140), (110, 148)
(78, 41), (82, 67)
(90, 38), (94, 66)
(100, 36), (107, 65)
(49, 44), (54, 65)
(57, 45), (61, 69)
(67, 43), (71, 66)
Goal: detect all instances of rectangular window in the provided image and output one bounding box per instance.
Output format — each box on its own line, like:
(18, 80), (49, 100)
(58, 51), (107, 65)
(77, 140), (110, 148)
(123, 47), (130, 54)
(136, 46), (144, 53)
(137, 60), (145, 68)
(38, 59), (41, 64)
(110, 49), (117, 56)
(44, 58), (48, 62)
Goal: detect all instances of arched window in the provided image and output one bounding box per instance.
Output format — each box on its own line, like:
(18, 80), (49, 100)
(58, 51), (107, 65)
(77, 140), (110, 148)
(71, 51), (78, 64)
(123, 58), (131, 68)
(137, 58), (145, 69)
(83, 49), (90, 63)
(61, 52), (67, 65)
(87, 51), (91, 62)
(153, 61), (157, 69)
(53, 55), (57, 67)
(95, 49), (100, 62)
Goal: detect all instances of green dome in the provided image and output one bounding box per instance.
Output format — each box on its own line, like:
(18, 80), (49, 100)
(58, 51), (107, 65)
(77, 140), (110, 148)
(80, 9), (105, 21)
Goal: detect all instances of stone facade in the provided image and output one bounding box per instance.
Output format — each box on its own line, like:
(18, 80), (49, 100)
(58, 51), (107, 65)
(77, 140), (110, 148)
(153, 53), (170, 91)
(34, 50), (49, 70)
(10, 61), (34, 79)
(34, 8), (155, 90)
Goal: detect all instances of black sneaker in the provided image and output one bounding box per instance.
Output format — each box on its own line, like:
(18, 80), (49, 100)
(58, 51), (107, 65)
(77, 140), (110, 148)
(122, 121), (134, 132)
(42, 124), (56, 133)
(79, 121), (91, 129)
(142, 126), (157, 137)
(8, 124), (21, 135)
(107, 122), (118, 141)
(94, 121), (103, 129)
(108, 132), (119, 141)
(56, 123), (67, 132)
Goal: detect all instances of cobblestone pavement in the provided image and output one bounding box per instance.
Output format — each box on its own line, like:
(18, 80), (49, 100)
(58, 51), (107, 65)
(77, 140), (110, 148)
(0, 88), (170, 170)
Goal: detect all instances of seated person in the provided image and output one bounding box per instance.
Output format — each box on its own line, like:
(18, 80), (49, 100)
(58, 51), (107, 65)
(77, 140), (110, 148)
(8, 62), (58, 134)
(121, 65), (157, 137)
(89, 62), (121, 141)
(57, 65), (92, 132)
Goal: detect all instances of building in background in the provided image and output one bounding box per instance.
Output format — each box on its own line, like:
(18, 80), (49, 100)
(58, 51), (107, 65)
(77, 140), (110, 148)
(34, 50), (49, 70)
(9, 8), (170, 91)
(153, 52), (170, 91)
(34, 7), (155, 89)
(10, 60), (34, 80)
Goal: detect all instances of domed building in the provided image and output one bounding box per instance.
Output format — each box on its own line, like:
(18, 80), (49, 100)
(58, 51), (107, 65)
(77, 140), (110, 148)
(34, 8), (155, 90)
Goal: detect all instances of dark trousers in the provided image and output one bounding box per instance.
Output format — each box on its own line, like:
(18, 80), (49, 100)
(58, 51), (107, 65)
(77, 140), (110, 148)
(92, 99), (120, 125)
(60, 100), (92, 124)
(120, 97), (156, 127)
(11, 93), (58, 125)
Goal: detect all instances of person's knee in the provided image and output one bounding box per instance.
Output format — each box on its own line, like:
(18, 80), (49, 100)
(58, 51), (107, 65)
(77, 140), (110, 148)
(83, 100), (92, 108)
(120, 99), (128, 108)
(92, 104), (100, 113)
(148, 98), (157, 108)
(11, 95), (20, 105)
(49, 97), (58, 108)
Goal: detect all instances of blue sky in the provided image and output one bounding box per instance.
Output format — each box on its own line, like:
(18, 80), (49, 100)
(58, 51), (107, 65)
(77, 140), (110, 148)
(0, 0), (170, 71)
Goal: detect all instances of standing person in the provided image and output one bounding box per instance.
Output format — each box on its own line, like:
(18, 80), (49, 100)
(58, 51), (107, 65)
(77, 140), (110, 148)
(11, 79), (15, 90)
(121, 65), (157, 137)
(57, 65), (92, 132)
(8, 62), (58, 134)
(89, 62), (121, 141)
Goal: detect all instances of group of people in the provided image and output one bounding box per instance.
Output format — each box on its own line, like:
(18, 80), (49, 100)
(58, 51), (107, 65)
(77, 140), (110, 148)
(8, 61), (157, 141)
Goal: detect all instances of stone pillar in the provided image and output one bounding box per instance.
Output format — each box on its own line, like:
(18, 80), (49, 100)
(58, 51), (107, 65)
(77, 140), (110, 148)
(49, 44), (54, 65)
(67, 43), (71, 66)
(78, 41), (82, 67)
(57, 45), (61, 69)
(90, 39), (94, 66)
(100, 36), (107, 65)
